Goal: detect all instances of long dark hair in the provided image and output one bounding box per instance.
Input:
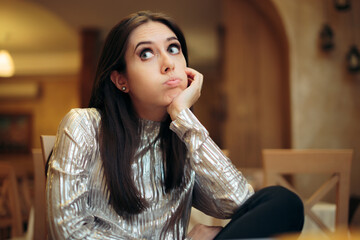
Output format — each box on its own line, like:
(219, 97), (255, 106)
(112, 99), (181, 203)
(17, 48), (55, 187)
(88, 11), (189, 216)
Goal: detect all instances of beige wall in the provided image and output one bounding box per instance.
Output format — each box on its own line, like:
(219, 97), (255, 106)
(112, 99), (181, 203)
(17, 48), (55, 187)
(0, 75), (80, 149)
(272, 0), (360, 196)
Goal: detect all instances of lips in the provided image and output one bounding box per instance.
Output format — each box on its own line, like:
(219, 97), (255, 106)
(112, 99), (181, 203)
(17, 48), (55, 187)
(164, 78), (181, 87)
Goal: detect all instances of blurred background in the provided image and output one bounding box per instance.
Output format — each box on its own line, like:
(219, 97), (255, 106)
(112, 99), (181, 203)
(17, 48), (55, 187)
(0, 0), (359, 237)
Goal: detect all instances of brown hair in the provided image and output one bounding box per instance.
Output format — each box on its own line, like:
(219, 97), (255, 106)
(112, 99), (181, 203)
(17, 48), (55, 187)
(88, 11), (189, 216)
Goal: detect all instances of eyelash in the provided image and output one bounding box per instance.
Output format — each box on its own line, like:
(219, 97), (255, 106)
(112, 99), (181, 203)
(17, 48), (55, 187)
(168, 43), (181, 54)
(139, 48), (153, 60)
(139, 43), (181, 60)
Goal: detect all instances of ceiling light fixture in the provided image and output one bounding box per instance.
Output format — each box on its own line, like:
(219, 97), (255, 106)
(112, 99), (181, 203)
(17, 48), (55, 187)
(0, 50), (15, 77)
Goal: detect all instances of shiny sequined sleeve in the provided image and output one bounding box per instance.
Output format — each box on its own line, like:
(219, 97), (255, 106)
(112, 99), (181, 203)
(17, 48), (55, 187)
(170, 108), (254, 219)
(46, 109), (126, 240)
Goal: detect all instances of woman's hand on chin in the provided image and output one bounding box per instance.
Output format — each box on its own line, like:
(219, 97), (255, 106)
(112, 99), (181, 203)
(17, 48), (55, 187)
(167, 67), (203, 120)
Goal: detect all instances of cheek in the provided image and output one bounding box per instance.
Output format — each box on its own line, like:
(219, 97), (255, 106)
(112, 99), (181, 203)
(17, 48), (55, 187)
(174, 53), (187, 68)
(127, 64), (152, 86)
(177, 57), (188, 84)
(182, 77), (188, 89)
(180, 55), (187, 68)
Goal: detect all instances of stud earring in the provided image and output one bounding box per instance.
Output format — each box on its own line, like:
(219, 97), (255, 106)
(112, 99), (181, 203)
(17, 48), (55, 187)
(121, 86), (126, 91)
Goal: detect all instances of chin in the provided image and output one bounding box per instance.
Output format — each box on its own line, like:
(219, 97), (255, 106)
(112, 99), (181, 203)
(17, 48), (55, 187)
(167, 89), (183, 99)
(165, 96), (176, 104)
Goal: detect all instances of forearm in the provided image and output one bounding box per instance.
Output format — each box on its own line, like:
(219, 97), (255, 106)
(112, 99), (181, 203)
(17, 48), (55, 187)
(170, 108), (254, 218)
(191, 135), (254, 218)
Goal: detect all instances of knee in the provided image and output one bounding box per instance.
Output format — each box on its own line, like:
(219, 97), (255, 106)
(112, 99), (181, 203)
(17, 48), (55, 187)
(280, 186), (303, 208)
(271, 186), (304, 231)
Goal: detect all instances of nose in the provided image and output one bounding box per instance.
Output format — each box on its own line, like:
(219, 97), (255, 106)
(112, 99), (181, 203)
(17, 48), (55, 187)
(160, 53), (175, 74)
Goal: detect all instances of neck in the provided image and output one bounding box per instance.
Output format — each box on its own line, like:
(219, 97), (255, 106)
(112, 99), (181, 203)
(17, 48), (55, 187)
(133, 103), (167, 122)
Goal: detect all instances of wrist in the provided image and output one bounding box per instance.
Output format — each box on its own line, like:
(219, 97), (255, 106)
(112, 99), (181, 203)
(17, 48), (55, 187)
(168, 105), (184, 120)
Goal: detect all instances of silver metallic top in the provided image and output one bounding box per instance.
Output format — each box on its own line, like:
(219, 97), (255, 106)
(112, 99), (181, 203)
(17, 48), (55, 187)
(46, 108), (254, 240)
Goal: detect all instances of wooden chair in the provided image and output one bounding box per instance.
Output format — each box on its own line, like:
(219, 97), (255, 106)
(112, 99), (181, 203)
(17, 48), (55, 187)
(262, 149), (353, 235)
(40, 135), (56, 164)
(32, 135), (56, 240)
(32, 149), (46, 240)
(0, 163), (23, 238)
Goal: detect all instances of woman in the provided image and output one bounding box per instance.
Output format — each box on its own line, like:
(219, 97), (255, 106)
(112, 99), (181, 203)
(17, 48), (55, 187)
(46, 11), (304, 240)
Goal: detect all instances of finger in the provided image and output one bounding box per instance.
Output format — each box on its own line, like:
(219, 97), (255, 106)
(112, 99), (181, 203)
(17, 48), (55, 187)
(186, 68), (203, 87)
(187, 77), (193, 86)
(185, 67), (200, 79)
(185, 71), (202, 91)
(192, 73), (203, 89)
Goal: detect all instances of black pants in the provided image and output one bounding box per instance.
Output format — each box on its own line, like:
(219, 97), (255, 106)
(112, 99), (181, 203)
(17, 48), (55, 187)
(214, 186), (304, 239)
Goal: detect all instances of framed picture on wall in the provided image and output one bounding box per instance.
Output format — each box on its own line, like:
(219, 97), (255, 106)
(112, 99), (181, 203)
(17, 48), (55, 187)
(0, 113), (32, 153)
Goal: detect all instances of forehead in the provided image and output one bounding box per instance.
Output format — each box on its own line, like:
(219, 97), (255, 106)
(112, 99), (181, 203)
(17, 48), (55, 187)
(128, 21), (176, 46)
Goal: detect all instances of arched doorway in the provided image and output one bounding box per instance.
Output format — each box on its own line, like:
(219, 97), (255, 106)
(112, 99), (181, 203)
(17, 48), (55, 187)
(222, 0), (291, 168)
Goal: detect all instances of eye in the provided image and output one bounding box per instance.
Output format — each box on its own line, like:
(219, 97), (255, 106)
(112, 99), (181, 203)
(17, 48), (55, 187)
(168, 44), (180, 54)
(139, 49), (154, 60)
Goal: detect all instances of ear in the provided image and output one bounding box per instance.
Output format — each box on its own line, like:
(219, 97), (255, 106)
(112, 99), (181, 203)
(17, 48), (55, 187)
(110, 70), (129, 93)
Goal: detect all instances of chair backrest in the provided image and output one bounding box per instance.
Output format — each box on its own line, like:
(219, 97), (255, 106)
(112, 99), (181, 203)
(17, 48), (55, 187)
(0, 163), (23, 237)
(32, 149), (47, 240)
(40, 135), (56, 163)
(32, 135), (56, 240)
(263, 149), (353, 235)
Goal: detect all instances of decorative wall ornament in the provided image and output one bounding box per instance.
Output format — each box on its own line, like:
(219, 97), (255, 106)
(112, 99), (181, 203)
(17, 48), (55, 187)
(346, 45), (360, 73)
(320, 24), (335, 51)
(334, 0), (351, 11)
(320, 0), (334, 51)
(344, 0), (359, 73)
(324, 0), (359, 73)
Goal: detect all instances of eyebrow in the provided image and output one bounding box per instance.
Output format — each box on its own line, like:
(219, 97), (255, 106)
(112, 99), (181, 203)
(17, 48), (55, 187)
(133, 36), (179, 53)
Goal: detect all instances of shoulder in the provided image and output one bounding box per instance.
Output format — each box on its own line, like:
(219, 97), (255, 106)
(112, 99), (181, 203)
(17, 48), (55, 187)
(59, 108), (101, 138)
(62, 108), (100, 123)
(65, 108), (101, 123)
